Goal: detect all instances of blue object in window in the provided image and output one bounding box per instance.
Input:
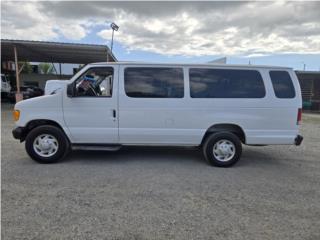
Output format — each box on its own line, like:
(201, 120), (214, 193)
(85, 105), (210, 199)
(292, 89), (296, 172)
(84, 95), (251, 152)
(84, 75), (95, 82)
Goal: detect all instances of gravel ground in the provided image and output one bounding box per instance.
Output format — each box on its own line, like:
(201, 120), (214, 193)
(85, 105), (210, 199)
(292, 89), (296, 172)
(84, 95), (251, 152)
(1, 103), (320, 240)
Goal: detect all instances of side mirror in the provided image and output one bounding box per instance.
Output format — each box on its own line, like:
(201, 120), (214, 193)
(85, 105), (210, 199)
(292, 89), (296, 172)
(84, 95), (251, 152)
(67, 83), (75, 97)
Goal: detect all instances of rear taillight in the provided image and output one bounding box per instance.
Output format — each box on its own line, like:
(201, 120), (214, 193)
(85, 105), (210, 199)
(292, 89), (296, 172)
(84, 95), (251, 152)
(297, 108), (302, 125)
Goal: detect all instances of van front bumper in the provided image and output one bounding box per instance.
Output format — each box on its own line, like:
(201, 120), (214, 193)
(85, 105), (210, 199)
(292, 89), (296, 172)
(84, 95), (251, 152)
(12, 127), (27, 141)
(295, 135), (303, 146)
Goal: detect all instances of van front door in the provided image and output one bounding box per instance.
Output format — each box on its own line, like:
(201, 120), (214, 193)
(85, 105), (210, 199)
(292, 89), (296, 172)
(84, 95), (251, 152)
(63, 66), (118, 144)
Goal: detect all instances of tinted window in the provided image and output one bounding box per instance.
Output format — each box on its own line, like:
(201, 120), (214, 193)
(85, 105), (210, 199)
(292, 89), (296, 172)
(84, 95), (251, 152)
(270, 71), (295, 98)
(189, 68), (265, 98)
(124, 67), (184, 98)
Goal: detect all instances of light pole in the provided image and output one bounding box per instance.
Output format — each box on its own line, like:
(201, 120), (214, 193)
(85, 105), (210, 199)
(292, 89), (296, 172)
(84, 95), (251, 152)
(110, 22), (119, 55)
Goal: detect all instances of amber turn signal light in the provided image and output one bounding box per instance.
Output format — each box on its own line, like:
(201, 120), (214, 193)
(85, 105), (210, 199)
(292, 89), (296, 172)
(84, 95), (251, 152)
(13, 110), (20, 121)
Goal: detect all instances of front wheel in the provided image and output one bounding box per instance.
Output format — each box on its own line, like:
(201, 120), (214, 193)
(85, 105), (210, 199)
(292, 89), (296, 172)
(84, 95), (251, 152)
(25, 125), (70, 163)
(203, 132), (242, 167)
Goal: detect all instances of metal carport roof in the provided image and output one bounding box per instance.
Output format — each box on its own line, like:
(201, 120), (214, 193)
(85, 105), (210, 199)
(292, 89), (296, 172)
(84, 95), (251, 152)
(1, 39), (117, 64)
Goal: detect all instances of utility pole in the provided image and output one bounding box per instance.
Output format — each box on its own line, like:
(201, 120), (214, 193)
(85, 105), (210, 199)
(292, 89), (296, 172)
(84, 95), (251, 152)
(110, 22), (119, 61)
(14, 46), (20, 93)
(13, 46), (23, 102)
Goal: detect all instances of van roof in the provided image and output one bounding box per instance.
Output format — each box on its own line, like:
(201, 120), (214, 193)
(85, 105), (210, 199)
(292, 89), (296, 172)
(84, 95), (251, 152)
(89, 62), (292, 70)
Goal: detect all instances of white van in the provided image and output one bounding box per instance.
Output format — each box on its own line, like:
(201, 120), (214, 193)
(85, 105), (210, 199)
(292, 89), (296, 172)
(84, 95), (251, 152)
(12, 62), (303, 167)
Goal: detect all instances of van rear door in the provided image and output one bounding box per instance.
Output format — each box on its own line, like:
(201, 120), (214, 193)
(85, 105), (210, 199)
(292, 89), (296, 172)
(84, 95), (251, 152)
(266, 69), (302, 144)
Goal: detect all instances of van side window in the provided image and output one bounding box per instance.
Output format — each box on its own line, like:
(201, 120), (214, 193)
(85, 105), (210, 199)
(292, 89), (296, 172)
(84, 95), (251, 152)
(75, 67), (113, 97)
(269, 71), (295, 98)
(124, 67), (184, 98)
(189, 68), (265, 98)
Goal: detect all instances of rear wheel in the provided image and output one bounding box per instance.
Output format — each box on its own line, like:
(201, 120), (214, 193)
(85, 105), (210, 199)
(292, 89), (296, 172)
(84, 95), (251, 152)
(25, 125), (70, 163)
(203, 132), (242, 167)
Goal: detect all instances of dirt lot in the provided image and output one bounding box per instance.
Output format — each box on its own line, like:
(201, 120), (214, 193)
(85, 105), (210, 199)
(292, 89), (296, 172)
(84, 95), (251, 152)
(1, 103), (320, 240)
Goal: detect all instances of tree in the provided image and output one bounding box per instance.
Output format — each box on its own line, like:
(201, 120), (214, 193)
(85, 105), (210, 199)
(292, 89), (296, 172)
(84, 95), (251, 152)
(19, 61), (33, 74)
(38, 63), (55, 74)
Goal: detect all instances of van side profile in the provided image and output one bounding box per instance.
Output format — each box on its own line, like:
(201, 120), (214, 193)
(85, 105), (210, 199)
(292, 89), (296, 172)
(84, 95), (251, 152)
(12, 63), (303, 167)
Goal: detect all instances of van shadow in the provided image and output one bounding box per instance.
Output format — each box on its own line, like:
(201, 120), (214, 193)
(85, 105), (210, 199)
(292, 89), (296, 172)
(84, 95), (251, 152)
(65, 146), (206, 166)
(237, 146), (287, 168)
(64, 145), (285, 168)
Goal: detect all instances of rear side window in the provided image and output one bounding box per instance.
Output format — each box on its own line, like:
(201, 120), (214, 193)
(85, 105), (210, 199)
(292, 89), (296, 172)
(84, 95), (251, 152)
(189, 68), (265, 98)
(124, 67), (184, 98)
(269, 71), (295, 98)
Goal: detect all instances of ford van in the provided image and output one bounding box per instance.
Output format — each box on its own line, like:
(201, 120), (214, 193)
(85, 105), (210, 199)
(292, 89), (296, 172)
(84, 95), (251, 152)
(12, 63), (303, 167)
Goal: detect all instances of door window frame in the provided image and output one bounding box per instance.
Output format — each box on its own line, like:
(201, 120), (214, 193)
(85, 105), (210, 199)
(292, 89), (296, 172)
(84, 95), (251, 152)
(72, 66), (115, 98)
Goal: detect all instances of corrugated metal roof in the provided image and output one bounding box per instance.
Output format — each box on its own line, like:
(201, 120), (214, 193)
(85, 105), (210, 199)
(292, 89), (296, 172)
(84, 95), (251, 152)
(1, 39), (117, 64)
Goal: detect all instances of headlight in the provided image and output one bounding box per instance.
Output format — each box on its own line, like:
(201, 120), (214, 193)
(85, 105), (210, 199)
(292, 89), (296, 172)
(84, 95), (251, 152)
(13, 110), (20, 121)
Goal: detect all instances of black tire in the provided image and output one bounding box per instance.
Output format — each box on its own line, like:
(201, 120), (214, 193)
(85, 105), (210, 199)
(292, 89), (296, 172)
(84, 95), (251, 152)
(25, 125), (70, 163)
(202, 132), (242, 167)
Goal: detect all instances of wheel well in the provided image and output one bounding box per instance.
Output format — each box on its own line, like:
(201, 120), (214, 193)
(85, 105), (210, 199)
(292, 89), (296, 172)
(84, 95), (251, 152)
(26, 119), (63, 131)
(22, 119), (67, 142)
(201, 124), (246, 145)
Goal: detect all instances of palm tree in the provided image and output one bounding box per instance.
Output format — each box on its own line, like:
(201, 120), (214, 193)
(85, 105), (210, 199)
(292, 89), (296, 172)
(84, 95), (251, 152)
(38, 63), (55, 74)
(19, 61), (33, 73)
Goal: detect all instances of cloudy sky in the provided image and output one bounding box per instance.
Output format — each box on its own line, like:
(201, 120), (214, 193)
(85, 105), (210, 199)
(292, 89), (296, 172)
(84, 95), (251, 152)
(2, 1), (320, 70)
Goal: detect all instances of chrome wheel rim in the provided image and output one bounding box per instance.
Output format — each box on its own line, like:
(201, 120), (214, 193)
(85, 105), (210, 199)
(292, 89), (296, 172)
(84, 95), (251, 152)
(213, 139), (235, 162)
(33, 134), (59, 157)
